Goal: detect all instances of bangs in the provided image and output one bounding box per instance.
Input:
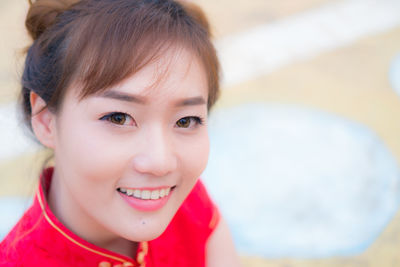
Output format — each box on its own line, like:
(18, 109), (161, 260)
(61, 0), (218, 106)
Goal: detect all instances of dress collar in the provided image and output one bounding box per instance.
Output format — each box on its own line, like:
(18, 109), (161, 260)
(35, 167), (148, 267)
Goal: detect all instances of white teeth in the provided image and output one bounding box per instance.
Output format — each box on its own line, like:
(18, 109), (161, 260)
(141, 190), (151, 200)
(160, 189), (165, 198)
(151, 190), (160, 200)
(119, 187), (173, 200)
(133, 189), (141, 198)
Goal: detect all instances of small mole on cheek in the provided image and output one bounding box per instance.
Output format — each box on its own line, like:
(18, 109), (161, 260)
(141, 221), (146, 225)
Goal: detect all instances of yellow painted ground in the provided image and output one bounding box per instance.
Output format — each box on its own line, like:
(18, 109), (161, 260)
(0, 0), (29, 104)
(197, 0), (331, 37)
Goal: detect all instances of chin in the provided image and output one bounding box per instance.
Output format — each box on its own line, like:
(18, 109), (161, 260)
(120, 219), (171, 242)
(123, 229), (166, 242)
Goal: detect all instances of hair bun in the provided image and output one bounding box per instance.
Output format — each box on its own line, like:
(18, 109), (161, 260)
(25, 0), (76, 40)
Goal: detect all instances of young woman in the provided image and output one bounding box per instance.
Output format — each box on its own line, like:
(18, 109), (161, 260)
(0, 0), (239, 266)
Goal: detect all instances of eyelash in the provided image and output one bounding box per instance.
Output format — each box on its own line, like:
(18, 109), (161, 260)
(100, 112), (204, 128)
(175, 116), (204, 129)
(100, 112), (136, 126)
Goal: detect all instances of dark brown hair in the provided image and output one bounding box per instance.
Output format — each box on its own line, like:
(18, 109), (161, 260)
(22, 0), (220, 130)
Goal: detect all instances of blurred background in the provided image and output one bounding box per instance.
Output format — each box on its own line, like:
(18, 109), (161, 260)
(1, 0), (400, 266)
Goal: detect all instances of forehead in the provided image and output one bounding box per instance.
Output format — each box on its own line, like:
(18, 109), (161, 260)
(101, 48), (208, 100)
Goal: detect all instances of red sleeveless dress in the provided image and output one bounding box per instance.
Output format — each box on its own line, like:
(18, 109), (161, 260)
(0, 168), (219, 267)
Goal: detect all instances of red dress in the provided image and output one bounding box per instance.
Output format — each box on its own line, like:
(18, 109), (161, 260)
(0, 168), (219, 267)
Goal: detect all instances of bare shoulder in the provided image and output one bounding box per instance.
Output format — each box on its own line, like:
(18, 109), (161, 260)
(206, 217), (242, 267)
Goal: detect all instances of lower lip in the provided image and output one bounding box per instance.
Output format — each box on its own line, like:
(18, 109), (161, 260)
(118, 190), (172, 212)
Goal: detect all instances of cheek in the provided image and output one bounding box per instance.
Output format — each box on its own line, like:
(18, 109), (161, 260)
(179, 132), (210, 180)
(55, 119), (129, 185)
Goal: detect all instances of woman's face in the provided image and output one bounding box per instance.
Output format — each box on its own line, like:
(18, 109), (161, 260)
(50, 48), (210, 243)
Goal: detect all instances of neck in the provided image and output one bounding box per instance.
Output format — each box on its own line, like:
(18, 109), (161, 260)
(47, 168), (138, 258)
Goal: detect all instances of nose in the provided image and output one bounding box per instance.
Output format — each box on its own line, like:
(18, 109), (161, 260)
(131, 127), (177, 177)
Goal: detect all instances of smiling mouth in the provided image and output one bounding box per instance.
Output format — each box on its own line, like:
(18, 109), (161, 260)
(117, 186), (176, 200)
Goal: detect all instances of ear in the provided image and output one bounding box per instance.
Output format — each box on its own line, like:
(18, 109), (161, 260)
(30, 92), (56, 149)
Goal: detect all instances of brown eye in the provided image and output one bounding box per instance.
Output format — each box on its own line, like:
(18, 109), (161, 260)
(110, 113), (126, 125)
(175, 116), (203, 128)
(101, 112), (135, 126)
(176, 117), (191, 128)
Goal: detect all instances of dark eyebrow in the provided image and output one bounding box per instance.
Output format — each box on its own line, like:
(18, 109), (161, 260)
(100, 91), (206, 107)
(175, 96), (207, 107)
(100, 91), (147, 104)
